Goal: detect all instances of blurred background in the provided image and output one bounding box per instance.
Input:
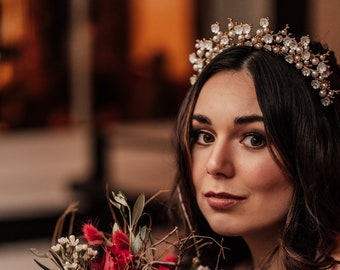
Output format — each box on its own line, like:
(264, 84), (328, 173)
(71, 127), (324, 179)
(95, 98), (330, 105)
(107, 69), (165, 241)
(0, 0), (339, 269)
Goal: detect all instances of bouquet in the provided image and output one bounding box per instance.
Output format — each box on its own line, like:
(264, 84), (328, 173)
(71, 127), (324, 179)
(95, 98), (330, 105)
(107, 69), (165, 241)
(31, 190), (218, 270)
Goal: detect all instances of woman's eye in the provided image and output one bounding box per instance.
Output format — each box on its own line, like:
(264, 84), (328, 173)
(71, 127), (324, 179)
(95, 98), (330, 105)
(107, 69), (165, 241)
(192, 130), (215, 145)
(241, 133), (267, 149)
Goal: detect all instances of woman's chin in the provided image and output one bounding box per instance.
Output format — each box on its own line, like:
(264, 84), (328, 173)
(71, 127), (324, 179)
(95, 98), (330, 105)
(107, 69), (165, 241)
(206, 218), (241, 237)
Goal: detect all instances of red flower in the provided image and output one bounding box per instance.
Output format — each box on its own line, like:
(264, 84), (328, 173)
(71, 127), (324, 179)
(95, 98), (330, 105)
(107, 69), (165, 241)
(164, 254), (177, 263)
(91, 231), (132, 270)
(158, 254), (177, 270)
(102, 247), (132, 270)
(112, 230), (129, 251)
(88, 260), (104, 270)
(83, 224), (104, 246)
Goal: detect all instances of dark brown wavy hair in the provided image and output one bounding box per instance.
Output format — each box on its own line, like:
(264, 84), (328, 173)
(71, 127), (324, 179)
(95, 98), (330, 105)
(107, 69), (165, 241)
(169, 45), (340, 269)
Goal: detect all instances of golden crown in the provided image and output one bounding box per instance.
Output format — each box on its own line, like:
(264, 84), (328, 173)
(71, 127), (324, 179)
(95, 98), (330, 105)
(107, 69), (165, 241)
(189, 17), (340, 106)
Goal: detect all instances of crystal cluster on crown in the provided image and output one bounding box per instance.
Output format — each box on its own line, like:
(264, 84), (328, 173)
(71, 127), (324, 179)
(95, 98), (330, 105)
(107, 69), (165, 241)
(189, 17), (340, 106)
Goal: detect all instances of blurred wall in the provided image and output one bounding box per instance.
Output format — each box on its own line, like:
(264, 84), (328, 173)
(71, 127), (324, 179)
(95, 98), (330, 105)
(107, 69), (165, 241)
(197, 0), (275, 35)
(309, 0), (340, 58)
(129, 0), (194, 83)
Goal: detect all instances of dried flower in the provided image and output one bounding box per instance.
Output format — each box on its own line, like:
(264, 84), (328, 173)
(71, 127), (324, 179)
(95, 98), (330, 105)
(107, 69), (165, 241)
(112, 230), (130, 251)
(83, 224), (104, 246)
(31, 191), (220, 270)
(158, 254), (178, 270)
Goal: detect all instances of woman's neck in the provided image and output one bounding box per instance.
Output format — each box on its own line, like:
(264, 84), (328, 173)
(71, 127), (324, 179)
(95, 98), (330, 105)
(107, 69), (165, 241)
(242, 229), (283, 270)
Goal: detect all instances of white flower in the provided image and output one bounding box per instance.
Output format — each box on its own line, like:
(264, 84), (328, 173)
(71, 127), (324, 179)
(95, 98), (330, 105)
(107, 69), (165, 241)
(68, 235), (79, 246)
(64, 261), (78, 269)
(58, 237), (69, 245)
(87, 247), (97, 256)
(51, 243), (62, 252)
(72, 252), (79, 260)
(75, 244), (86, 252)
(197, 266), (210, 270)
(83, 247), (97, 260)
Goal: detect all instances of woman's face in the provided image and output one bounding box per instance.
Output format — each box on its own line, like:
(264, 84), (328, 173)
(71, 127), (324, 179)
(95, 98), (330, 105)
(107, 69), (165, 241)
(191, 70), (293, 239)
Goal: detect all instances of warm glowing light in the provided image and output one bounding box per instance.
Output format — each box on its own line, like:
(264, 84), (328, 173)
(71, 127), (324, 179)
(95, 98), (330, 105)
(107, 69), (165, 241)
(0, 0), (26, 44)
(129, 0), (194, 82)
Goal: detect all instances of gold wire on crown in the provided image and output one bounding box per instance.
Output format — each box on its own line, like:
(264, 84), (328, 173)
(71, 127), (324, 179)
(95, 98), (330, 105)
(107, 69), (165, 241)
(189, 17), (340, 106)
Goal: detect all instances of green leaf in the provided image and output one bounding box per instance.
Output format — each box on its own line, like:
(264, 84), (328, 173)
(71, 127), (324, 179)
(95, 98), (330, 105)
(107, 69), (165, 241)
(112, 222), (120, 233)
(30, 248), (49, 258)
(139, 225), (148, 242)
(48, 250), (64, 269)
(113, 191), (129, 207)
(33, 259), (52, 270)
(109, 198), (121, 209)
(131, 231), (142, 254)
(132, 193), (145, 228)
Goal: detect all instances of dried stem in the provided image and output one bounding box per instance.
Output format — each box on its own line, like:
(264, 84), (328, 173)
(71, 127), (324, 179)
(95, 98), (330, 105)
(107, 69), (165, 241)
(150, 226), (179, 248)
(145, 189), (169, 206)
(176, 185), (201, 259)
(106, 184), (119, 224)
(51, 201), (79, 246)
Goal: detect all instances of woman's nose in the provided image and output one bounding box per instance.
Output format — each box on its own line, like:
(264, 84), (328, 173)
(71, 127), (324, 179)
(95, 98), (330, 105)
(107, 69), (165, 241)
(205, 141), (235, 178)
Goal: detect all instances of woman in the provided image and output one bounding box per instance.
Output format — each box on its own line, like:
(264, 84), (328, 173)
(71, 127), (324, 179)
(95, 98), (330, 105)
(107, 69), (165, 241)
(170, 18), (340, 269)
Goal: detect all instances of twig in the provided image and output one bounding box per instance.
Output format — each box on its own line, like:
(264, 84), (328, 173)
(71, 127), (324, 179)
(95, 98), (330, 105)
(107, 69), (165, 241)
(176, 186), (201, 258)
(150, 226), (179, 248)
(145, 190), (169, 206)
(106, 184), (119, 224)
(51, 201), (79, 246)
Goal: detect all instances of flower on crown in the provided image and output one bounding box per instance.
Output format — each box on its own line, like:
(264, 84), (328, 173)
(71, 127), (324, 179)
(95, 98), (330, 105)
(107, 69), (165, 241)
(189, 17), (340, 106)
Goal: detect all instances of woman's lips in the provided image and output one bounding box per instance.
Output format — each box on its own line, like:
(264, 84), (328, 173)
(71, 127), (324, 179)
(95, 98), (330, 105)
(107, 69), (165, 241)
(204, 191), (246, 209)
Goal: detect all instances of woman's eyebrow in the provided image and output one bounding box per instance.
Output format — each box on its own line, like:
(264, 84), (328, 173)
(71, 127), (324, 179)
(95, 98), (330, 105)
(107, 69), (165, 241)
(234, 114), (264, 125)
(192, 114), (263, 125)
(192, 114), (211, 124)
